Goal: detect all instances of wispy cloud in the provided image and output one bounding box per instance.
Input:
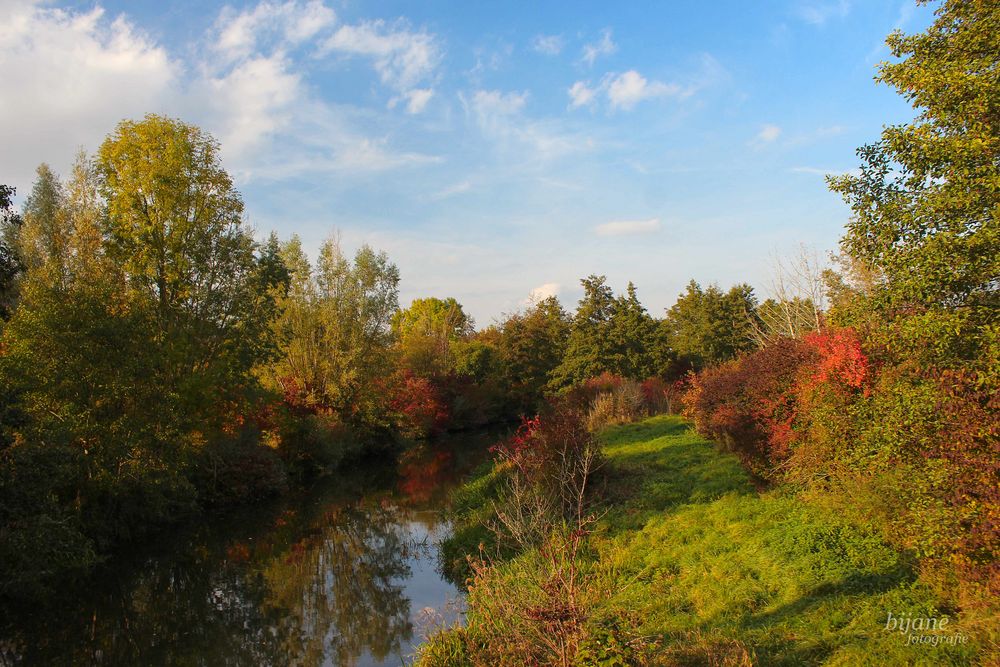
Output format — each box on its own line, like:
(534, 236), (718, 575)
(607, 70), (682, 110)
(532, 34), (563, 55)
(568, 81), (598, 108)
(317, 18), (441, 103)
(595, 218), (661, 237)
(213, 0), (336, 63)
(432, 179), (473, 199)
(389, 88), (434, 113)
(794, 0), (851, 25)
(755, 124), (782, 144)
(581, 28), (616, 66)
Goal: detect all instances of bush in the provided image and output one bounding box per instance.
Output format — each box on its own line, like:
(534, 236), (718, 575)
(683, 326), (1000, 605)
(385, 370), (450, 439)
(193, 432), (288, 506)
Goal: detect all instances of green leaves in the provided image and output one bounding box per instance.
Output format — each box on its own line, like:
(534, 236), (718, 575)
(829, 0), (1000, 367)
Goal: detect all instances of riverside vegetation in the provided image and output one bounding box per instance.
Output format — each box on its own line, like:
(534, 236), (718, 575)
(0, 0), (997, 664)
(418, 2), (998, 665)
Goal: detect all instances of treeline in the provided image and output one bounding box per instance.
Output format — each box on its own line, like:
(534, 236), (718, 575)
(0, 115), (776, 599)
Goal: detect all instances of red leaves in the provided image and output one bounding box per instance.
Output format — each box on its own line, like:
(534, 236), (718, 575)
(684, 329), (876, 476)
(803, 328), (871, 391)
(386, 370), (450, 439)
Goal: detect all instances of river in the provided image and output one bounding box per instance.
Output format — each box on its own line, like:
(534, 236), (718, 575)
(0, 431), (499, 666)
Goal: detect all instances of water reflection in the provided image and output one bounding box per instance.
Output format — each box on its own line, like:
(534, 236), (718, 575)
(1, 433), (495, 666)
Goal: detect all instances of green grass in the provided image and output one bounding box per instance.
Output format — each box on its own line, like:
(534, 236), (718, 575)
(590, 415), (981, 665)
(431, 415), (985, 665)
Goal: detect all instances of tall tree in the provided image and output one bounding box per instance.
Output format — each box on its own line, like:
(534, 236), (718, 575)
(392, 297), (473, 377)
(607, 282), (670, 379)
(267, 235), (399, 420)
(662, 280), (758, 369)
(550, 275), (617, 387)
(97, 114), (283, 424)
(827, 0), (999, 367)
(498, 295), (571, 408)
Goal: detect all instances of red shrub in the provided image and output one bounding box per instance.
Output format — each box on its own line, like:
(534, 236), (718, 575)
(683, 337), (817, 475)
(387, 370), (450, 439)
(803, 328), (871, 392)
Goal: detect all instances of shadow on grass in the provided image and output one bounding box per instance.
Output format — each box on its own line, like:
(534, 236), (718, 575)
(598, 416), (755, 535)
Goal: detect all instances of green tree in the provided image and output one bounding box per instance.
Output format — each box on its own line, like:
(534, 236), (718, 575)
(550, 276), (617, 387)
(551, 277), (667, 386)
(607, 282), (671, 380)
(97, 114), (284, 427)
(267, 234), (399, 423)
(0, 184), (23, 318)
(499, 296), (571, 407)
(392, 297), (473, 377)
(662, 280), (758, 369)
(827, 0), (999, 368)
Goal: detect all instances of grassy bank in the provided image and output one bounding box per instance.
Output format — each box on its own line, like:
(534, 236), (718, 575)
(421, 415), (986, 666)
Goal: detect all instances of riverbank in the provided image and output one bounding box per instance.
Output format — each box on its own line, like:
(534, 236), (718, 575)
(420, 415), (984, 665)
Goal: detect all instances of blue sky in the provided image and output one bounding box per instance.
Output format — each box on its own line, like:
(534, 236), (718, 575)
(0, 0), (935, 323)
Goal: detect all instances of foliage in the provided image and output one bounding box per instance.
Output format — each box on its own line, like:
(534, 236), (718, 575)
(0, 183), (22, 318)
(497, 295), (571, 412)
(393, 297), (473, 377)
(827, 0), (999, 368)
(264, 234), (399, 428)
(552, 277), (670, 388)
(385, 370), (451, 440)
(662, 280), (759, 371)
(0, 118), (292, 596)
(423, 416), (985, 666)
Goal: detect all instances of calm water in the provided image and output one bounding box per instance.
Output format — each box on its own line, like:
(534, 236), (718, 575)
(0, 432), (498, 666)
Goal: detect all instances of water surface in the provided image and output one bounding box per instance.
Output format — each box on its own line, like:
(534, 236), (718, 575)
(0, 432), (496, 666)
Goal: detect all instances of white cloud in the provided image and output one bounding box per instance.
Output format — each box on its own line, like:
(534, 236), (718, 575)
(594, 218), (661, 237)
(318, 19), (440, 91)
(463, 89), (586, 164)
(0, 1), (441, 191)
(432, 179), (473, 199)
(568, 81), (597, 108)
(794, 0), (851, 25)
(0, 2), (178, 188)
(526, 282), (560, 303)
(213, 0), (336, 62)
(581, 28), (616, 66)
(471, 89), (528, 117)
(199, 54), (301, 159)
(756, 124), (782, 143)
(532, 34), (563, 55)
(606, 70), (681, 110)
(389, 87), (434, 113)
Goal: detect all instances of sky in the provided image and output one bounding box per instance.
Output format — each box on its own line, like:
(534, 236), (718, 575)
(0, 0), (936, 324)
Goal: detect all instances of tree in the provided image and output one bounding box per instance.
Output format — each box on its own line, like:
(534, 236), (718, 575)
(827, 0), (999, 367)
(392, 297), (473, 377)
(267, 234), (399, 422)
(551, 276), (667, 387)
(0, 184), (23, 318)
(499, 296), (571, 408)
(751, 245), (828, 347)
(662, 280), (758, 370)
(550, 276), (617, 387)
(606, 282), (670, 380)
(97, 114), (284, 426)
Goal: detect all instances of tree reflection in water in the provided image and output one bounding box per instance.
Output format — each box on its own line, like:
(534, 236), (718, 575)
(0, 431), (503, 667)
